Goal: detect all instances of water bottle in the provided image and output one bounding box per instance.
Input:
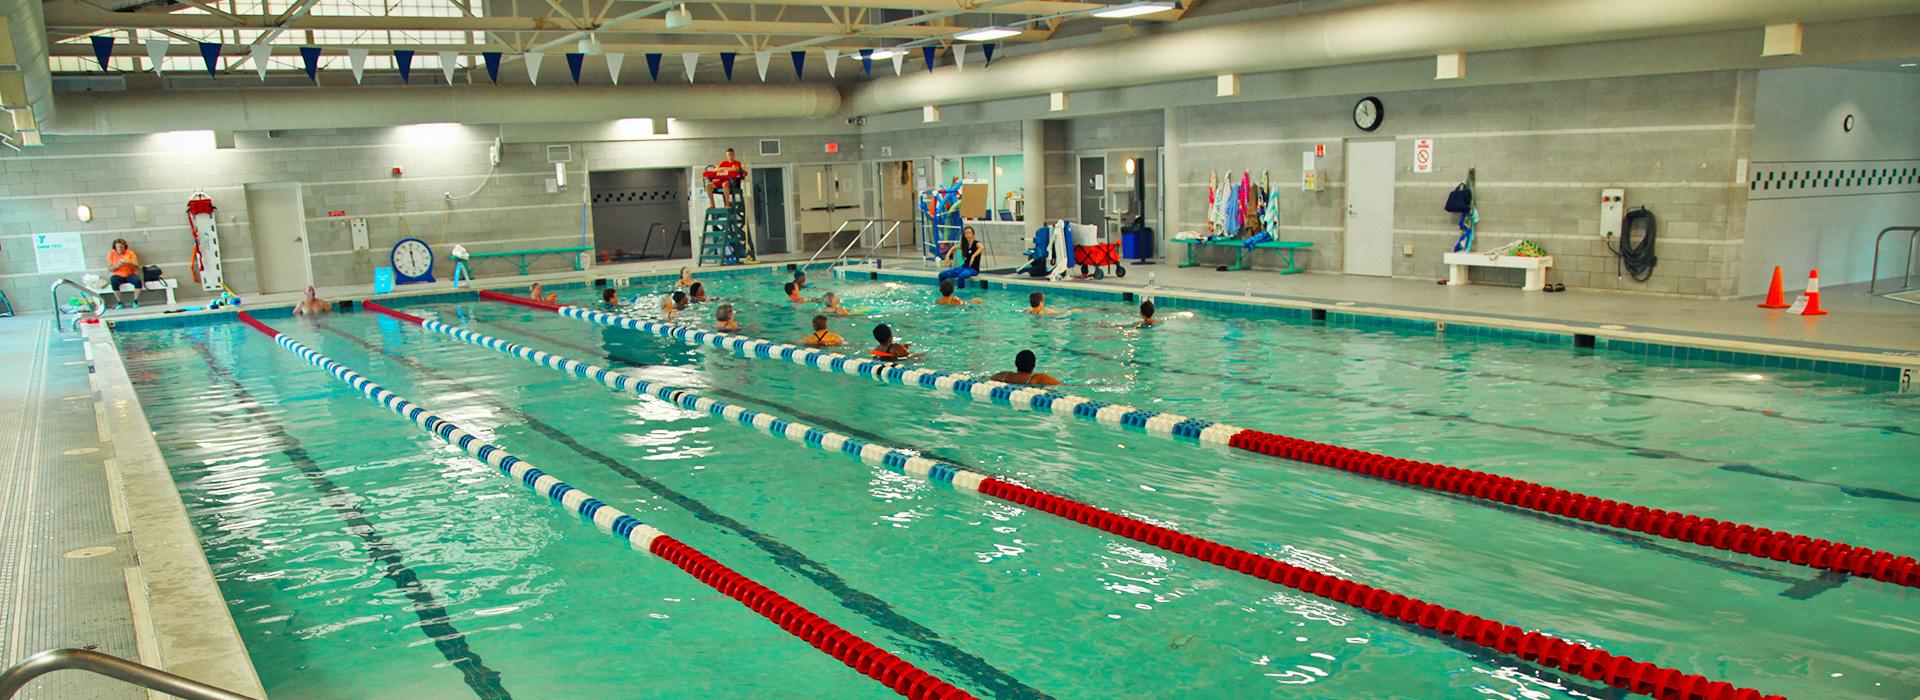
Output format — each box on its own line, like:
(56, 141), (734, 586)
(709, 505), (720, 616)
(1148, 271), (1157, 290)
(1244, 282), (1253, 298)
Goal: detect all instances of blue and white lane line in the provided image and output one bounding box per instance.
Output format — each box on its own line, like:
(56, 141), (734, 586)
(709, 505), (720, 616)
(402, 312), (992, 494)
(546, 305), (1246, 446)
(241, 316), (667, 552)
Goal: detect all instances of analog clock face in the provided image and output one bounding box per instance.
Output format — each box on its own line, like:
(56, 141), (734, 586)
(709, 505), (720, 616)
(393, 240), (433, 277)
(1353, 97), (1383, 132)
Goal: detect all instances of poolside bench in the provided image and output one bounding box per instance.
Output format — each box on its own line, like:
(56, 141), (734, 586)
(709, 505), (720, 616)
(1177, 238), (1313, 274)
(467, 246), (593, 276)
(1442, 252), (1554, 291)
(114, 277), (180, 307)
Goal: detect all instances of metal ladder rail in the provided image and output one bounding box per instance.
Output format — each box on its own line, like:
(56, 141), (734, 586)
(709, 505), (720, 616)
(1868, 226), (1920, 294)
(801, 219), (873, 270)
(49, 278), (105, 332)
(838, 221), (905, 269)
(0, 649), (257, 700)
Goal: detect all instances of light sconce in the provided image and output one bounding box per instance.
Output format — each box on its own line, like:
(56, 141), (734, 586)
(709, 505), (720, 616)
(76, 204), (94, 223)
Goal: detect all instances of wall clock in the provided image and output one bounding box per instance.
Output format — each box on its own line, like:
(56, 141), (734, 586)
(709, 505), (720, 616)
(1353, 96), (1384, 132)
(391, 237), (436, 284)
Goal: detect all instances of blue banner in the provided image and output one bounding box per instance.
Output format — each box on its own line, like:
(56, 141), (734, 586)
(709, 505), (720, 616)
(859, 48), (872, 76)
(90, 36), (114, 71)
(645, 52), (662, 81)
(199, 42), (221, 78)
(566, 52), (584, 84)
(393, 49), (414, 82)
(720, 52), (735, 81)
(482, 51), (502, 84)
(790, 50), (806, 79)
(300, 46), (322, 82)
(923, 46), (936, 72)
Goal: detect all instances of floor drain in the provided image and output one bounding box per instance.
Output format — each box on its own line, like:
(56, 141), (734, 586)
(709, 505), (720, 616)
(64, 546), (115, 559)
(64, 447), (100, 455)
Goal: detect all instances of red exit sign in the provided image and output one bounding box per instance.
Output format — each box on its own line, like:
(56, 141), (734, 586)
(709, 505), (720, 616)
(328, 210), (346, 217)
(825, 143), (839, 154)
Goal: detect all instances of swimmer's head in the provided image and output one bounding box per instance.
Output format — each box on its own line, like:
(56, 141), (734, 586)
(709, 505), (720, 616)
(784, 281), (797, 296)
(689, 281), (705, 297)
(939, 279), (955, 297)
(1015, 349), (1037, 373)
(672, 291), (688, 308)
(716, 304), (735, 322)
(1140, 300), (1155, 318)
(1028, 291), (1044, 309)
(872, 323), (894, 345)
(823, 291), (839, 306)
(602, 288), (618, 304)
(811, 314), (829, 331)
(794, 269), (808, 282)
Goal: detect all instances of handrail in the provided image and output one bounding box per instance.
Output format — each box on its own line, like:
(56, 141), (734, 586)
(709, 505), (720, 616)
(801, 219), (868, 270)
(838, 220), (906, 269)
(49, 278), (105, 331)
(0, 649), (257, 700)
(1868, 226), (1920, 294)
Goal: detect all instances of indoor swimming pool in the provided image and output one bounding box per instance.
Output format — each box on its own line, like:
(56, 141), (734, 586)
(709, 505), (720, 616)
(112, 270), (1919, 699)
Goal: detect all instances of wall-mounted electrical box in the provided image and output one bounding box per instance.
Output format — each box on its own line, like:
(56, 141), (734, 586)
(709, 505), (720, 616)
(349, 218), (370, 250)
(1599, 188), (1625, 240)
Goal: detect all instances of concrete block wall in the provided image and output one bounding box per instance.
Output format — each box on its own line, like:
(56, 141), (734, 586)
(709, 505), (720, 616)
(1171, 71), (1753, 296)
(1053, 113), (1165, 235)
(0, 124), (585, 313)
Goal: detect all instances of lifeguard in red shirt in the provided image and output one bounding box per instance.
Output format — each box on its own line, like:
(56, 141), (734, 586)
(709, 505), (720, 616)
(704, 147), (746, 208)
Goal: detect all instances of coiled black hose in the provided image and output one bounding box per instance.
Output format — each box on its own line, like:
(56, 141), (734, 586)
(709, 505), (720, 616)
(1609, 206), (1657, 282)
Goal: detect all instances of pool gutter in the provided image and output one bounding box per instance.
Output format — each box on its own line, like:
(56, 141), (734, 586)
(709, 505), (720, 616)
(82, 322), (267, 698)
(844, 264), (1920, 386)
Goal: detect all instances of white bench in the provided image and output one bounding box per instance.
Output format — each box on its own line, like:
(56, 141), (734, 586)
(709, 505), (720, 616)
(115, 278), (179, 307)
(1443, 252), (1554, 292)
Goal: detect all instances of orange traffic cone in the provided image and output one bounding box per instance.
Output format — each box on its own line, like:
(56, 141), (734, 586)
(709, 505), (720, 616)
(1757, 266), (1790, 309)
(1788, 269), (1829, 316)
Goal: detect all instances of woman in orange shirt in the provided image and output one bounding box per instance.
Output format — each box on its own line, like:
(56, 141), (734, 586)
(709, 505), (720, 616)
(106, 239), (142, 308)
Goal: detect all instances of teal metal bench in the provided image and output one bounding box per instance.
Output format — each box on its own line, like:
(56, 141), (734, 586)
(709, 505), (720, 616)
(466, 246), (593, 275)
(1177, 239), (1313, 274)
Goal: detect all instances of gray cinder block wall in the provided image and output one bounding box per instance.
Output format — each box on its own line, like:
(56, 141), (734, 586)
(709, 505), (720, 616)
(1172, 71), (1753, 296)
(0, 124), (586, 313)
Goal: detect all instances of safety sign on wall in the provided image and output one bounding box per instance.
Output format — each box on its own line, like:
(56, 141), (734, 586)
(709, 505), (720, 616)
(1413, 138), (1435, 174)
(33, 233), (86, 274)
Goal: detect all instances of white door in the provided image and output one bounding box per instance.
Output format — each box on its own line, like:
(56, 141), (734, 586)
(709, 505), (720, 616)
(243, 182), (312, 294)
(1342, 140), (1396, 277)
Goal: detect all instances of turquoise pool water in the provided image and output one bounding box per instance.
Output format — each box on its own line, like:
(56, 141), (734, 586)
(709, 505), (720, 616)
(116, 270), (1919, 699)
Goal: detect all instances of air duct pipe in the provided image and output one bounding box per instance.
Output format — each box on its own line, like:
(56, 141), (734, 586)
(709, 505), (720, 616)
(841, 0), (1920, 116)
(0, 0), (57, 135)
(46, 83), (841, 135)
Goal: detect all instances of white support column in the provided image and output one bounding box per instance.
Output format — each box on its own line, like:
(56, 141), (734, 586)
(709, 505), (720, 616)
(1162, 107), (1181, 252)
(1023, 119), (1048, 233)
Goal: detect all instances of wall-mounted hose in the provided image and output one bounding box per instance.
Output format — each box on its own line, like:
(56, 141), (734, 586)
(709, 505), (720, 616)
(1610, 206), (1658, 282)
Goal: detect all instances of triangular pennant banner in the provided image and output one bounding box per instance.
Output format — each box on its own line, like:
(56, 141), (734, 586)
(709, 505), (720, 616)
(482, 51), (502, 84)
(145, 38), (169, 74)
(790, 50), (806, 79)
(954, 43), (966, 72)
(90, 36), (114, 72)
(566, 52), (584, 84)
(347, 48), (369, 83)
(983, 43), (996, 65)
(606, 53), (625, 85)
(681, 52), (698, 82)
(719, 52), (735, 81)
(300, 46), (321, 82)
(645, 53), (662, 81)
(199, 42), (222, 79)
(890, 51), (904, 76)
(824, 49), (838, 78)
(393, 49), (414, 83)
(858, 49), (871, 77)
(438, 51), (458, 84)
(250, 43), (272, 80)
(755, 51), (770, 81)
(525, 51), (544, 85)
(923, 46), (936, 72)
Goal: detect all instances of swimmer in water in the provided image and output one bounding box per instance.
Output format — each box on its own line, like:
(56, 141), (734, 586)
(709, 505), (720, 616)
(671, 290), (689, 311)
(989, 350), (1062, 386)
(676, 267), (696, 288)
(528, 282), (558, 303)
(870, 323), (911, 360)
(1026, 291), (1066, 316)
(1136, 300), (1159, 327)
(293, 285), (330, 315)
(934, 279), (981, 306)
(601, 288), (620, 307)
(689, 281), (709, 302)
(714, 303), (740, 332)
(785, 281), (815, 303)
(821, 291), (853, 316)
(660, 293), (677, 319)
(801, 314), (844, 347)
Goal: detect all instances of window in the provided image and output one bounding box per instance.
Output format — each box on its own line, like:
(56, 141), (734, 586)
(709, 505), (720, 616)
(935, 153), (1022, 222)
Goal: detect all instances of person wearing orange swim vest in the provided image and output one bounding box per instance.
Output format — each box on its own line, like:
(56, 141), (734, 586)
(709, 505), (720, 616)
(990, 350), (1062, 386)
(870, 323), (911, 360)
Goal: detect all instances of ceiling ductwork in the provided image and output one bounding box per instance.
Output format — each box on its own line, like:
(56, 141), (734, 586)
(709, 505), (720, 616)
(46, 83), (841, 135)
(841, 0), (1920, 116)
(0, 0), (55, 142)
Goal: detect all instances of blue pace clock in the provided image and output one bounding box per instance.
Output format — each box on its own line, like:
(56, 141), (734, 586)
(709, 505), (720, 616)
(390, 237), (436, 284)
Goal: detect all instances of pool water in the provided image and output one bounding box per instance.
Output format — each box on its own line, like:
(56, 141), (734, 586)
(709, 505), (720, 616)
(115, 270), (1920, 699)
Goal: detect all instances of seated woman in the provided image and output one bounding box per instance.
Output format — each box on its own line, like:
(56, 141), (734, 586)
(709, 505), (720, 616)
(688, 282), (709, 302)
(106, 239), (142, 309)
(714, 303), (741, 332)
(934, 279), (980, 306)
(801, 315), (844, 347)
(294, 286), (331, 315)
(938, 226), (984, 283)
(820, 292), (853, 316)
(989, 350), (1062, 386)
(870, 324), (912, 360)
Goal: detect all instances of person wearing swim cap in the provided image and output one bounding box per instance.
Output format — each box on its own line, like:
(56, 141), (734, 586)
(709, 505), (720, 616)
(801, 315), (844, 347)
(870, 323), (912, 360)
(935, 279), (980, 306)
(714, 303), (741, 332)
(989, 350), (1061, 386)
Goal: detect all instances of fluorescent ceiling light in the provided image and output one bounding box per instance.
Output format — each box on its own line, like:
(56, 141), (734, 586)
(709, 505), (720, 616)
(1903, 63), (1918, 67)
(867, 49), (898, 60)
(1092, 1), (1176, 18)
(955, 26), (1021, 42)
